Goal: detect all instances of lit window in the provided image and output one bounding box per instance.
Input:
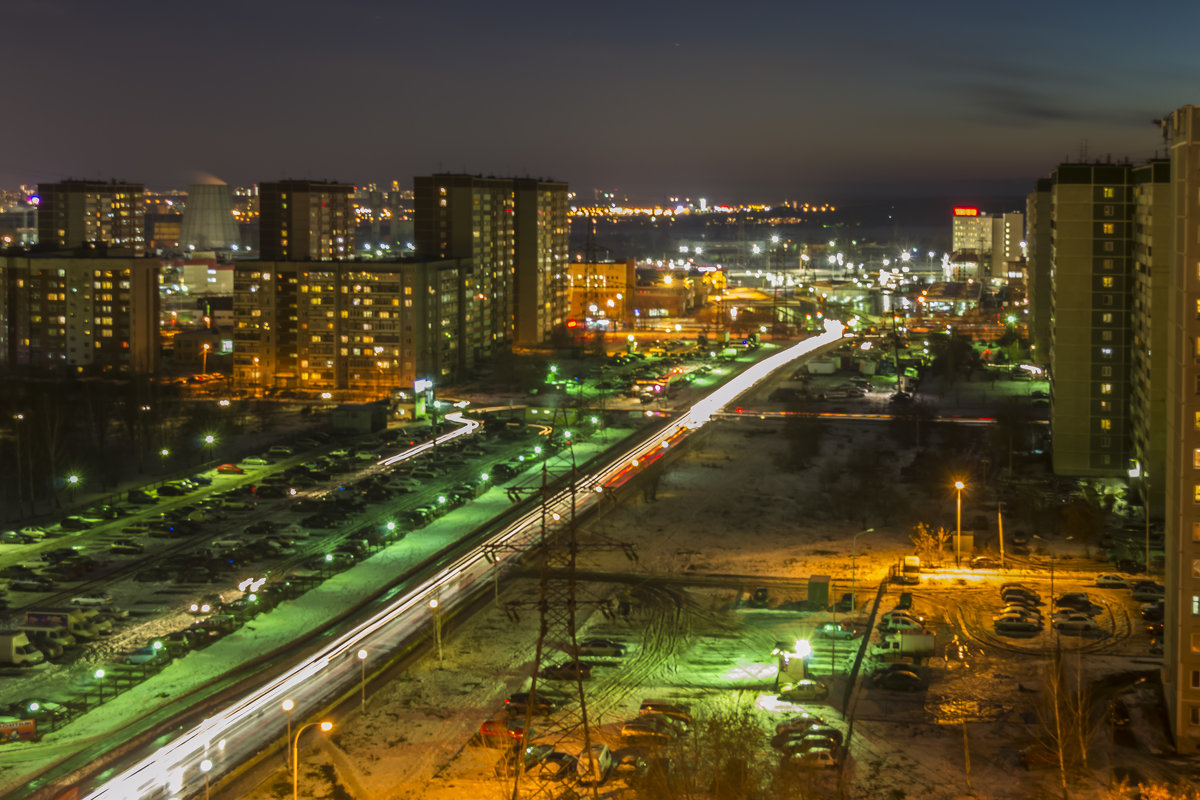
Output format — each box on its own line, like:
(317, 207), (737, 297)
(1102, 276), (1114, 288)
(1100, 419), (1112, 431)
(1194, 560), (1200, 578)
(1102, 223), (1115, 235)
(1103, 187), (1115, 199)
(1101, 383), (1113, 394)
(1195, 484), (1200, 503)
(1102, 313), (1113, 324)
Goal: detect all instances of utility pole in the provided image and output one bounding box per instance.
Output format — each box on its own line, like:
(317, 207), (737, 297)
(997, 501), (1006, 569)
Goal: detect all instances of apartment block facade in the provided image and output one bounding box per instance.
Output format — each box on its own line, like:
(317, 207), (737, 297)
(1162, 105), (1200, 754)
(1049, 163), (1134, 477)
(1, 255), (159, 374)
(231, 259), (466, 394)
(258, 181), (355, 262)
(1130, 160), (1171, 513)
(414, 173), (569, 362)
(36, 180), (146, 255)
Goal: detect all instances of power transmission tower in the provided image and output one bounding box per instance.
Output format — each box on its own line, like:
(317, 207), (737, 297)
(501, 429), (635, 800)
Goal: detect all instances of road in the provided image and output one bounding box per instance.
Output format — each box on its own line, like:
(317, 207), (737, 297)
(61, 322), (846, 800)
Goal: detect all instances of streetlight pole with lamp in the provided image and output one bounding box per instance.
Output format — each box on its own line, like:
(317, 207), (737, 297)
(954, 480), (966, 567)
(201, 342), (210, 376)
(850, 527), (876, 615)
(357, 649), (367, 712)
(282, 699), (294, 771)
(430, 597), (443, 661)
(200, 758), (212, 800)
(292, 721), (333, 800)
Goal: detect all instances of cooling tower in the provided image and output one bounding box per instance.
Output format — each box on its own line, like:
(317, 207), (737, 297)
(180, 182), (239, 251)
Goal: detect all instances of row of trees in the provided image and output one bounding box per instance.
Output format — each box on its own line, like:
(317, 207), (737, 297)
(0, 378), (292, 521)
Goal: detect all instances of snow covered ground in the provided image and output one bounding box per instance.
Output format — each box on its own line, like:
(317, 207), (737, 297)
(230, 409), (1196, 800)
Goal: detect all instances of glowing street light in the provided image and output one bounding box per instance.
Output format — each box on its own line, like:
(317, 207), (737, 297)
(954, 481), (966, 568)
(429, 598), (443, 661)
(200, 758), (212, 800)
(292, 721), (333, 800)
(282, 699), (295, 771)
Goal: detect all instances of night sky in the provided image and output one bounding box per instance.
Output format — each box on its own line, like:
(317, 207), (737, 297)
(6, 0), (1198, 202)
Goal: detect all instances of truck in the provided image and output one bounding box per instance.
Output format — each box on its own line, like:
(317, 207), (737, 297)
(25, 610), (97, 642)
(19, 625), (75, 656)
(869, 630), (936, 663)
(0, 632), (47, 666)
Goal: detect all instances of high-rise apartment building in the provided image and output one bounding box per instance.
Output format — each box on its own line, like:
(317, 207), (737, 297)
(1, 254), (159, 374)
(1161, 105), (1200, 754)
(36, 180), (146, 255)
(231, 259), (465, 394)
(1048, 163), (1134, 477)
(258, 181), (354, 261)
(1130, 160), (1171, 513)
(1025, 179), (1053, 359)
(951, 207), (1023, 283)
(415, 174), (515, 371)
(414, 174), (569, 360)
(513, 178), (569, 346)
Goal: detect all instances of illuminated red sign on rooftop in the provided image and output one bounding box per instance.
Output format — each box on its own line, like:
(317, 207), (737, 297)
(953, 207), (980, 217)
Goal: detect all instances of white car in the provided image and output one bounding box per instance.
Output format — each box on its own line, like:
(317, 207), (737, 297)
(1054, 615), (1100, 634)
(1095, 574), (1129, 589)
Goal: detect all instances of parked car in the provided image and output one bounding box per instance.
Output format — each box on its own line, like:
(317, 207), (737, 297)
(1131, 583), (1165, 602)
(639, 699), (693, 724)
(122, 645), (167, 665)
(1054, 592), (1094, 611)
(574, 638), (627, 657)
(0, 531), (37, 545)
(1095, 573), (1130, 589)
(874, 669), (923, 691)
(505, 692), (564, 716)
(778, 679), (829, 702)
(1053, 614), (1101, 634)
(813, 622), (858, 641)
(109, 538), (145, 555)
(775, 712), (826, 735)
(478, 717), (531, 746)
(970, 555), (1000, 569)
(494, 744), (556, 778)
(1141, 600), (1165, 622)
(540, 660), (594, 680)
(995, 617), (1043, 634)
(786, 747), (838, 769)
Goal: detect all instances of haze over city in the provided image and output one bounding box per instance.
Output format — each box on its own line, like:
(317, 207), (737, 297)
(5, 0), (1197, 200)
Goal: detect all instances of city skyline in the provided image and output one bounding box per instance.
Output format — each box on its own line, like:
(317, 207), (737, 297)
(5, 0), (1197, 201)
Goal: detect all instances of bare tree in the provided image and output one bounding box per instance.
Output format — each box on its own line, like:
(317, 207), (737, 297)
(911, 522), (952, 565)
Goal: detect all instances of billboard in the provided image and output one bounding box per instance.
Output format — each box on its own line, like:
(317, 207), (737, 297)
(952, 207), (980, 217)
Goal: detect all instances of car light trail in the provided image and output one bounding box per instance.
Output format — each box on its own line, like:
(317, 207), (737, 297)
(82, 323), (843, 800)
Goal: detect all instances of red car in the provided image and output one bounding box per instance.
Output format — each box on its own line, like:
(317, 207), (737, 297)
(216, 464), (244, 475)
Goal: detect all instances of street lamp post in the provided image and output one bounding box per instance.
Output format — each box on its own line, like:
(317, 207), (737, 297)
(357, 649), (367, 712)
(200, 758), (212, 800)
(430, 598), (443, 661)
(292, 721), (333, 800)
(954, 481), (965, 568)
(282, 699), (294, 771)
(202, 342), (210, 376)
(850, 528), (876, 615)
(66, 474), (80, 503)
